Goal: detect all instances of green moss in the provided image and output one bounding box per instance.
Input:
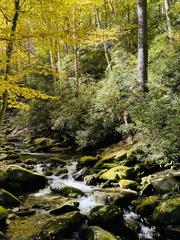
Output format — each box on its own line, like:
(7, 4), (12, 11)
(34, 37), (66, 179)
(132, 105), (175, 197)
(79, 156), (98, 166)
(84, 226), (118, 240)
(119, 179), (138, 190)
(99, 165), (134, 181)
(133, 196), (160, 217)
(153, 197), (180, 225)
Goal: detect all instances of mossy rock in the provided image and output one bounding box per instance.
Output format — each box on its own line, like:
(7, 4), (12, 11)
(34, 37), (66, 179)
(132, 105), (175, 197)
(141, 170), (180, 195)
(0, 206), (8, 223)
(5, 165), (47, 192)
(132, 196), (160, 217)
(119, 179), (138, 190)
(79, 156), (98, 167)
(33, 211), (84, 240)
(99, 165), (134, 181)
(0, 188), (21, 207)
(153, 196), (180, 225)
(94, 188), (138, 207)
(50, 182), (85, 197)
(49, 201), (79, 215)
(33, 138), (55, 150)
(81, 226), (119, 240)
(89, 205), (123, 226)
(49, 147), (68, 153)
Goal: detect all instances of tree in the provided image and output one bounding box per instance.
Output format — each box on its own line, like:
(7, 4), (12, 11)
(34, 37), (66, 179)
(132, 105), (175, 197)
(137, 0), (148, 92)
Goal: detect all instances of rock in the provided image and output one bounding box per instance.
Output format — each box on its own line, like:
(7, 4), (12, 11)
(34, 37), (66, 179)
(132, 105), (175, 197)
(33, 211), (84, 240)
(5, 165), (47, 192)
(89, 205), (123, 226)
(0, 206), (8, 223)
(79, 156), (98, 167)
(0, 189), (21, 207)
(99, 165), (134, 181)
(49, 201), (79, 215)
(153, 196), (180, 225)
(94, 188), (138, 206)
(47, 157), (66, 166)
(84, 174), (99, 185)
(141, 169), (180, 195)
(81, 226), (119, 240)
(50, 182), (85, 197)
(73, 167), (89, 181)
(33, 138), (55, 150)
(119, 179), (138, 190)
(0, 154), (8, 161)
(16, 209), (36, 217)
(132, 196), (160, 217)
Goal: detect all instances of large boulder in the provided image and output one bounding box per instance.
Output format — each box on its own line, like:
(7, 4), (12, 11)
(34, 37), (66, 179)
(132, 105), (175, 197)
(94, 188), (138, 206)
(81, 226), (119, 240)
(132, 196), (160, 217)
(50, 182), (85, 197)
(33, 138), (55, 151)
(4, 165), (47, 192)
(0, 188), (21, 207)
(0, 206), (8, 223)
(141, 169), (180, 195)
(33, 211), (84, 240)
(153, 196), (180, 225)
(89, 205), (123, 226)
(99, 165), (134, 181)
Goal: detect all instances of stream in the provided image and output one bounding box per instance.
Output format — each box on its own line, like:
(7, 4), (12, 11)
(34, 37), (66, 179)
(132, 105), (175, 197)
(1, 147), (162, 240)
(30, 154), (156, 240)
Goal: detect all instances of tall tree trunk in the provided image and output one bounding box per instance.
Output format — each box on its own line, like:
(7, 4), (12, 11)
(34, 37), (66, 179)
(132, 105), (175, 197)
(164, 0), (172, 40)
(94, 5), (111, 70)
(0, 0), (20, 129)
(137, 0), (148, 93)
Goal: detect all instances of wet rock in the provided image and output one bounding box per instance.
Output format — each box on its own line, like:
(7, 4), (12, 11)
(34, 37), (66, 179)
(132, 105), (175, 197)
(81, 226), (119, 240)
(141, 169), (180, 195)
(153, 196), (180, 225)
(50, 182), (85, 197)
(0, 189), (21, 207)
(33, 211), (84, 240)
(5, 165), (47, 192)
(89, 205), (123, 226)
(0, 206), (8, 223)
(132, 196), (160, 217)
(73, 167), (89, 181)
(79, 156), (98, 167)
(84, 174), (100, 185)
(49, 201), (79, 215)
(119, 179), (138, 190)
(33, 138), (55, 151)
(16, 209), (36, 217)
(94, 188), (138, 207)
(99, 165), (134, 181)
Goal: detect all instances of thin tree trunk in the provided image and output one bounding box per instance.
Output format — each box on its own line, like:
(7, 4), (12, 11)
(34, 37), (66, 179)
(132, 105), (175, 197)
(94, 5), (111, 70)
(0, 0), (20, 129)
(164, 0), (172, 40)
(137, 0), (148, 93)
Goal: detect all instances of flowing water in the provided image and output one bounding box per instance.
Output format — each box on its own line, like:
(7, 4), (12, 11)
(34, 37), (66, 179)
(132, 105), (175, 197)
(32, 158), (158, 239)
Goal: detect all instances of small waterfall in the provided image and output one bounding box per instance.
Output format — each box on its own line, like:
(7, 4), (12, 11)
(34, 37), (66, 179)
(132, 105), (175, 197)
(123, 210), (156, 240)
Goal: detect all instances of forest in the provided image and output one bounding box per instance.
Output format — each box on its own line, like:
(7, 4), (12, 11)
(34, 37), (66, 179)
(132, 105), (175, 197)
(0, 0), (179, 240)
